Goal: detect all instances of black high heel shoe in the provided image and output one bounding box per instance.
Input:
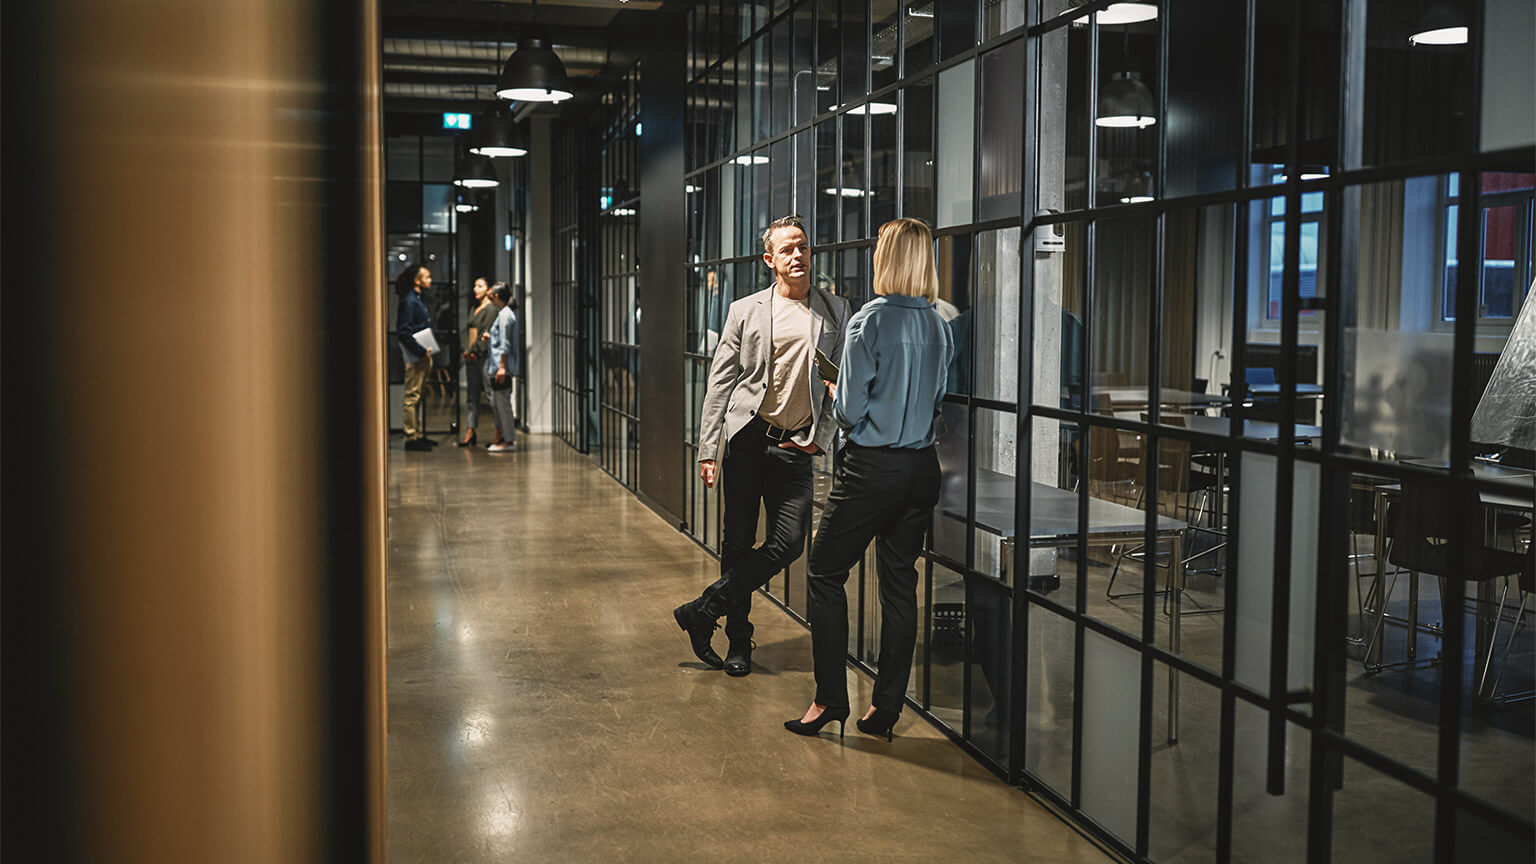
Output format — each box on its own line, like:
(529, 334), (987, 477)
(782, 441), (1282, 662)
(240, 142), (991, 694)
(456, 431), (477, 447)
(856, 708), (899, 741)
(784, 706), (849, 738)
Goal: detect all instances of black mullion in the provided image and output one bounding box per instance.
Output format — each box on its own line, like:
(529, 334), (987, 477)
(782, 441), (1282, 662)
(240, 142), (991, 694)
(1075, 17), (1100, 815)
(1007, 21), (1044, 780)
(1085, 18), (1099, 232)
(1263, 0), (1304, 801)
(923, 551), (934, 711)
(1010, 2), (1040, 782)
(1306, 174), (1351, 864)
(895, 83), (906, 218)
(1134, 183), (1168, 864)
(1218, 0), (1258, 840)
(1434, 3), (1488, 853)
(929, 216), (1021, 238)
(962, 573), (974, 740)
(1017, 150), (1536, 227)
(1070, 213), (1098, 811)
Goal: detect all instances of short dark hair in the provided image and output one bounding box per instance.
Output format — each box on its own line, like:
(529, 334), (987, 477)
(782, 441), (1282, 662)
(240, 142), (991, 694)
(492, 283), (513, 304)
(394, 264), (427, 296)
(761, 214), (807, 254)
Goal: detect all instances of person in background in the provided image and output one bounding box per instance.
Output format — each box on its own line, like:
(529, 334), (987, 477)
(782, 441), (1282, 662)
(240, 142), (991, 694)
(396, 263), (437, 452)
(459, 277), (496, 447)
(485, 284), (520, 453)
(785, 218), (953, 740)
(672, 214), (851, 677)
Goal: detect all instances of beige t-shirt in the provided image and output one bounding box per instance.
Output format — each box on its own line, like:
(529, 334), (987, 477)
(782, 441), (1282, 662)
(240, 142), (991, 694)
(757, 292), (815, 431)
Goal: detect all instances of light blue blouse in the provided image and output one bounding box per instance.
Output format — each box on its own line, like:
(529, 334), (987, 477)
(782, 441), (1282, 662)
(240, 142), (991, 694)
(833, 295), (954, 449)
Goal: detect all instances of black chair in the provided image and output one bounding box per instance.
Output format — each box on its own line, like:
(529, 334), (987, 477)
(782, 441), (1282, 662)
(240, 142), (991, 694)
(1366, 473), (1533, 687)
(1347, 475), (1394, 646)
(1485, 563), (1533, 701)
(1106, 415), (1221, 606)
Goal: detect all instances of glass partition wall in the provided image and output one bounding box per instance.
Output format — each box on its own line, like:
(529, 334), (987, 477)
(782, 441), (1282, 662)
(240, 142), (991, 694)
(385, 133), (464, 436)
(599, 65), (643, 488)
(683, 1), (1533, 860)
(553, 125), (598, 453)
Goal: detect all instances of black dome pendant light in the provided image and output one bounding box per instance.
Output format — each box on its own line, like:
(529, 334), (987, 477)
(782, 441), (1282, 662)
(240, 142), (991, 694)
(470, 106), (529, 158)
(1096, 24), (1157, 129)
(497, 0), (574, 104)
(454, 150), (499, 189)
(1409, 1), (1468, 46)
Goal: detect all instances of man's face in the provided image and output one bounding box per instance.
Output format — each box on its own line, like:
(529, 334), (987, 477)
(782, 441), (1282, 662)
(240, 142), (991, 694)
(415, 267), (433, 291)
(763, 226), (809, 283)
(473, 279), (488, 301)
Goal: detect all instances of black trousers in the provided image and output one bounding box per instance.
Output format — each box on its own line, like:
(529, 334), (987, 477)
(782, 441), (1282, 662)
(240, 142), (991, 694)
(697, 419), (815, 641)
(807, 443), (940, 712)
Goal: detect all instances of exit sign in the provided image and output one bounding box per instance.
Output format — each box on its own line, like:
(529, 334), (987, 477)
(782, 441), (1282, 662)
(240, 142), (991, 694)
(442, 113), (472, 130)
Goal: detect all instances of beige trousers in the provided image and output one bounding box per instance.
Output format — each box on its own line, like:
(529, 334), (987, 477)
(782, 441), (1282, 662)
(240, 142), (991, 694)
(402, 353), (432, 439)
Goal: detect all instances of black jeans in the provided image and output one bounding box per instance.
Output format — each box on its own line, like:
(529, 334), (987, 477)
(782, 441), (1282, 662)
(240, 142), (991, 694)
(697, 419), (815, 641)
(807, 443), (940, 712)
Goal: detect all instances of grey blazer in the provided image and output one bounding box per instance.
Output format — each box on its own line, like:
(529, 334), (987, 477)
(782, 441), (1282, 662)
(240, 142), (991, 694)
(697, 285), (851, 462)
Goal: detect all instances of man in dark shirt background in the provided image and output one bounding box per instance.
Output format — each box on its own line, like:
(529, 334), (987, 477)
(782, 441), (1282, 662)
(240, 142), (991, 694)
(396, 263), (437, 451)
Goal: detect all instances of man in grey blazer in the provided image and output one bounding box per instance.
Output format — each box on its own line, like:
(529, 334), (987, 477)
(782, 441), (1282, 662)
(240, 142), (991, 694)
(673, 215), (851, 676)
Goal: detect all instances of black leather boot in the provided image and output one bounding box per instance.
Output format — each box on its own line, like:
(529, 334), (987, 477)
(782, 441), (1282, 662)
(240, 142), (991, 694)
(724, 637), (754, 677)
(673, 601), (723, 669)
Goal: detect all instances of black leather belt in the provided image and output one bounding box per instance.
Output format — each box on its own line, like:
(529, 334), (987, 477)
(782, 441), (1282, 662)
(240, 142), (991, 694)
(750, 415), (811, 441)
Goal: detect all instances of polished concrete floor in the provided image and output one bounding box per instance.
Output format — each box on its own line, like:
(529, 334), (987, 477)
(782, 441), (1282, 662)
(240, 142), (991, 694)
(386, 433), (1114, 864)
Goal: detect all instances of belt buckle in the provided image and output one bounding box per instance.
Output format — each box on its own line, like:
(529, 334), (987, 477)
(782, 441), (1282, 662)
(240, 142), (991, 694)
(765, 422), (787, 441)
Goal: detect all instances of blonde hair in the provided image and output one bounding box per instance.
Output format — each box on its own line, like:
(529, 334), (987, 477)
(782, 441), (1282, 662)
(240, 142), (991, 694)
(872, 218), (938, 303)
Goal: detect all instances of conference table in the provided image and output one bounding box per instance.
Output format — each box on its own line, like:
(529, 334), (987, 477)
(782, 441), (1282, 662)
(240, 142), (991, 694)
(1182, 416), (1322, 441)
(939, 467), (1190, 741)
(1094, 386), (1231, 413)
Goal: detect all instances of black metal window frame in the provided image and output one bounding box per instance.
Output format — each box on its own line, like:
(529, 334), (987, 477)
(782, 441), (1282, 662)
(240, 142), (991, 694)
(552, 125), (598, 454)
(598, 63), (644, 489)
(1435, 171), (1535, 331)
(681, 2), (1535, 862)
(384, 132), (465, 436)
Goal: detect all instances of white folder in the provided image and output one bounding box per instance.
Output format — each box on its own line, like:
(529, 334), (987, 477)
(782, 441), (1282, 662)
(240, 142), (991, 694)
(412, 327), (441, 356)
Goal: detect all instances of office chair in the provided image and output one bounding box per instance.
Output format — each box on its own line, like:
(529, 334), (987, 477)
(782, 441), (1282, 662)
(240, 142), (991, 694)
(1105, 415), (1221, 608)
(1245, 366), (1279, 422)
(1365, 473), (1532, 686)
(1245, 366), (1277, 390)
(1485, 561), (1533, 702)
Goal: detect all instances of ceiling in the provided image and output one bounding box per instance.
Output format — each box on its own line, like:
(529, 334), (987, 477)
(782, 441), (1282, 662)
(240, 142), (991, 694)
(381, 0), (675, 121)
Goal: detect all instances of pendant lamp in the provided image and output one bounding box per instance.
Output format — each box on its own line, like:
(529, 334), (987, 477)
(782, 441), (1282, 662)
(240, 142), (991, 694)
(1070, 1), (1158, 25)
(1096, 25), (1157, 128)
(1409, 2), (1468, 45)
(1097, 72), (1157, 128)
(470, 108), (529, 158)
(454, 154), (499, 189)
(498, 36), (573, 102)
(1118, 171), (1154, 203)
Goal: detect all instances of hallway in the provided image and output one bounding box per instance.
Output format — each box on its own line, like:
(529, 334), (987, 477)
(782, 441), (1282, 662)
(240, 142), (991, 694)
(386, 435), (1112, 863)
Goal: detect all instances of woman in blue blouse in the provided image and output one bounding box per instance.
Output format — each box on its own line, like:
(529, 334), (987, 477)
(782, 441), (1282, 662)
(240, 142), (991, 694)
(785, 218), (954, 740)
